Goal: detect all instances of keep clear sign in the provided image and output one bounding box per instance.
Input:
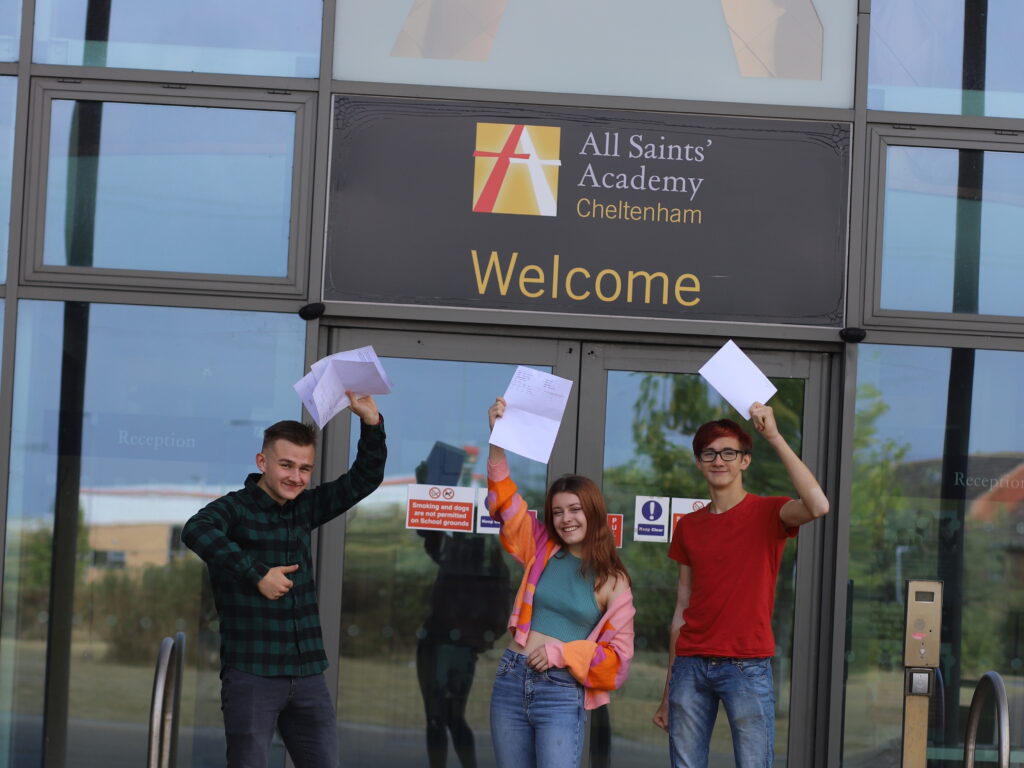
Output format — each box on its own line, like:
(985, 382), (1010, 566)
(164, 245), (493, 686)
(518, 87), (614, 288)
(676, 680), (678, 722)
(476, 487), (500, 535)
(407, 484), (476, 532)
(634, 496), (670, 542)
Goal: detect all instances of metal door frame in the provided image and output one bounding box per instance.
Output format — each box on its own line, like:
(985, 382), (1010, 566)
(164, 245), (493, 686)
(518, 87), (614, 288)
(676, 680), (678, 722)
(311, 326), (840, 767)
(577, 340), (837, 768)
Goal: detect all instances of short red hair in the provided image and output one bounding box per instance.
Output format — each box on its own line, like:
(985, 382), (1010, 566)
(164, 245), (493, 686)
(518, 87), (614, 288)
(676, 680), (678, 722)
(692, 419), (752, 456)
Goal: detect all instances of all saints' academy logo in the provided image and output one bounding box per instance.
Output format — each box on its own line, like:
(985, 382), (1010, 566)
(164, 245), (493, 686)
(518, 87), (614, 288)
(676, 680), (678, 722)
(472, 123), (561, 216)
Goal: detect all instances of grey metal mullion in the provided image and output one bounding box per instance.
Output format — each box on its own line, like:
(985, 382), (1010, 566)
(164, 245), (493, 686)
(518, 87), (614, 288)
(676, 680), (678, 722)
(826, 342), (861, 768)
(330, 78), (858, 125)
(866, 108), (1024, 134)
(843, 0), (873, 332)
(574, 343), (608, 484)
(285, 88), (318, 304)
(0, 294), (19, 655)
(305, 0), (337, 303)
(549, 339), (582, 479)
(17, 0), (34, 68)
(0, 0), (36, 681)
(11, 283), (312, 314)
(314, 298), (848, 345)
(861, 126), (889, 332)
(27, 76), (315, 108)
(786, 351), (835, 767)
(28, 63), (318, 94)
(315, 328), (349, 716)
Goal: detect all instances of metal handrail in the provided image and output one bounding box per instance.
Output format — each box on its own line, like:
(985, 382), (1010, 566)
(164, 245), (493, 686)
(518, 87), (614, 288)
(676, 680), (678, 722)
(147, 632), (186, 768)
(963, 670), (1010, 768)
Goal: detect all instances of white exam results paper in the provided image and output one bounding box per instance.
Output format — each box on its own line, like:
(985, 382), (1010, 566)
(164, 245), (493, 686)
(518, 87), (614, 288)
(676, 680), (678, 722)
(490, 366), (573, 464)
(698, 340), (777, 419)
(293, 346), (393, 428)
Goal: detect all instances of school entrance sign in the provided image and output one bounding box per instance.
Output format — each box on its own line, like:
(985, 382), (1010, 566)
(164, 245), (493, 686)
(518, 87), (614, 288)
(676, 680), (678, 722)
(326, 96), (850, 326)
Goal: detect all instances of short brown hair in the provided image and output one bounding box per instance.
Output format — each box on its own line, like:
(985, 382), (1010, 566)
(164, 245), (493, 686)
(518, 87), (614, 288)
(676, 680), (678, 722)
(262, 420), (317, 452)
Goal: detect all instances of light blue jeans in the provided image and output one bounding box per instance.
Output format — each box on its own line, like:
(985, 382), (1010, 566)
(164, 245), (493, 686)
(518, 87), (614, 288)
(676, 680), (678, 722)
(668, 655), (775, 768)
(490, 648), (585, 768)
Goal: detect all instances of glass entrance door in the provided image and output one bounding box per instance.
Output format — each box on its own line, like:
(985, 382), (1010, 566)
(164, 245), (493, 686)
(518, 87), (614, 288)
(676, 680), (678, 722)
(316, 330), (831, 768)
(576, 343), (830, 768)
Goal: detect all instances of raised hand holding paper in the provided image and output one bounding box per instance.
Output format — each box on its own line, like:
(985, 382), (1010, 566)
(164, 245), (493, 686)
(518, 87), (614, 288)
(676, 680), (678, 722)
(489, 366), (573, 463)
(698, 339), (777, 419)
(294, 346), (392, 428)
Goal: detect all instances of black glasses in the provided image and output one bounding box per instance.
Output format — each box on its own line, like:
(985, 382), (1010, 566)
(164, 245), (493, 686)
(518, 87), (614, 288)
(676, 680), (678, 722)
(697, 448), (747, 463)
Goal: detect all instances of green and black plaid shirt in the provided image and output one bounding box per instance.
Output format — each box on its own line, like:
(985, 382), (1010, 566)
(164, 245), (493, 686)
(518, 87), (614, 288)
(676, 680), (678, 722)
(182, 419), (386, 677)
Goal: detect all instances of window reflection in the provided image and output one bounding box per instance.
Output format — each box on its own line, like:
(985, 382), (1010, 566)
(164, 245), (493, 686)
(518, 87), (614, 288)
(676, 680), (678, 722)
(390, 0), (824, 78)
(0, 300), (304, 768)
(0, 76), (14, 282)
(845, 344), (1024, 764)
(44, 100), (295, 278)
(33, 0), (320, 77)
(339, 357), (543, 767)
(337, 0), (855, 108)
(869, 0), (1024, 117)
(0, 0), (18, 61)
(880, 145), (1024, 317)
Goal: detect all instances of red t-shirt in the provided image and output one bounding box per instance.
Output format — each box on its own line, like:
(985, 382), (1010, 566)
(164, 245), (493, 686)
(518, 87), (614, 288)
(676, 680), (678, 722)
(668, 494), (797, 658)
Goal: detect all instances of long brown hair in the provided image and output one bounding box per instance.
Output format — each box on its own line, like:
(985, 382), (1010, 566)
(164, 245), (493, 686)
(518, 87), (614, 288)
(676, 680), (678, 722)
(543, 475), (630, 591)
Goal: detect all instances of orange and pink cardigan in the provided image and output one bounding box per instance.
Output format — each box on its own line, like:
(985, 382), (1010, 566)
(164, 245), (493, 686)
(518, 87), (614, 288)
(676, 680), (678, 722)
(486, 457), (635, 710)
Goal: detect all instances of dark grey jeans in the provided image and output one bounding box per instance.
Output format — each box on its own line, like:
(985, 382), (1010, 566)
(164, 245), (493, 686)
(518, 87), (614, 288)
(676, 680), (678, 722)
(220, 667), (338, 768)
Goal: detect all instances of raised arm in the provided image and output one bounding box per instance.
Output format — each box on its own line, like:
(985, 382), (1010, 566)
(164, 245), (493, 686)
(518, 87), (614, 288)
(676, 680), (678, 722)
(487, 396), (507, 465)
(307, 392), (387, 527)
(347, 391), (380, 426)
(750, 401), (829, 527)
(653, 564), (691, 730)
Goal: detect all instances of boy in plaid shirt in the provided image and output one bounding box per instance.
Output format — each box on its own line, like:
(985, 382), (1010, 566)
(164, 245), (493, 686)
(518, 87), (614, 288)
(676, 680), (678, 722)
(183, 394), (385, 768)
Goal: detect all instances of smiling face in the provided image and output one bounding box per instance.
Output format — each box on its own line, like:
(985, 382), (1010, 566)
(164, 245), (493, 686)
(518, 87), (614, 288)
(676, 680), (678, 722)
(550, 491), (588, 553)
(256, 438), (316, 505)
(695, 435), (751, 492)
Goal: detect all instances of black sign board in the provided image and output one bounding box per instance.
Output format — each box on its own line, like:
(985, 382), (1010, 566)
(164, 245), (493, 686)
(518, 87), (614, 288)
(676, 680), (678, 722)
(326, 96), (849, 326)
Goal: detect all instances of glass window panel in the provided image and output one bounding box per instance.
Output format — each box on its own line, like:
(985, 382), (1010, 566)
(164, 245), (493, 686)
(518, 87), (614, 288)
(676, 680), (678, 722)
(339, 357), (546, 766)
(43, 100), (295, 277)
(0, 76), (14, 283)
(880, 145), (1024, 317)
(600, 370), (804, 765)
(869, 0), (1024, 118)
(33, 0), (321, 77)
(335, 0), (857, 109)
(0, 0), (19, 61)
(0, 300), (305, 768)
(844, 344), (1024, 764)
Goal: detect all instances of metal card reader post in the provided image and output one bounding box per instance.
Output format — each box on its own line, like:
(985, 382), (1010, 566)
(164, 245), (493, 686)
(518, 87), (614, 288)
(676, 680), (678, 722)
(901, 580), (943, 768)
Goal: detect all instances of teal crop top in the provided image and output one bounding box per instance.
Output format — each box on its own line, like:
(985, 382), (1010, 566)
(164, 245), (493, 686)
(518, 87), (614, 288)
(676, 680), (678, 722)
(530, 552), (601, 642)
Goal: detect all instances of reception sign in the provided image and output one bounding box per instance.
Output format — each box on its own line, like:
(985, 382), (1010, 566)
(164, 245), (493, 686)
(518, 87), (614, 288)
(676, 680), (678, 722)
(326, 96), (849, 326)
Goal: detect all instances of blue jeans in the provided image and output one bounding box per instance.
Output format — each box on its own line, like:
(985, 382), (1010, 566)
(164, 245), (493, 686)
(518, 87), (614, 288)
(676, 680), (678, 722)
(489, 649), (585, 768)
(220, 667), (338, 768)
(668, 656), (775, 768)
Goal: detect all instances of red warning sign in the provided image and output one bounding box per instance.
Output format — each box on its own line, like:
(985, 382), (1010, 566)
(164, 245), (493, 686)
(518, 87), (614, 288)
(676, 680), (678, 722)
(407, 484), (475, 532)
(607, 513), (623, 549)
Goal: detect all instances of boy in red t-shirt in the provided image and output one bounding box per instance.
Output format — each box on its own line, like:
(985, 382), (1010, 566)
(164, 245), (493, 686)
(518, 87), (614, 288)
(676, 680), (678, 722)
(651, 402), (829, 768)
